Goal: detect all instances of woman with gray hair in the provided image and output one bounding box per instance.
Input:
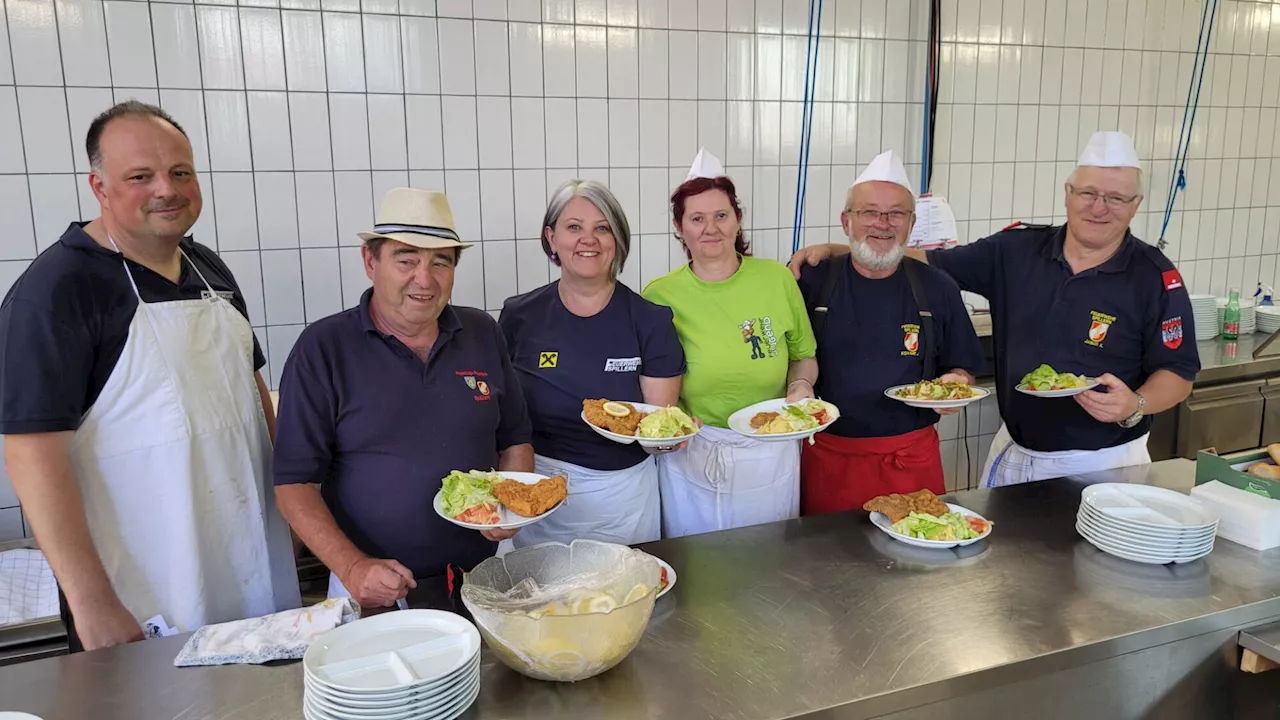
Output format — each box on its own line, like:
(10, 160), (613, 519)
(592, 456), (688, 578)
(498, 179), (686, 547)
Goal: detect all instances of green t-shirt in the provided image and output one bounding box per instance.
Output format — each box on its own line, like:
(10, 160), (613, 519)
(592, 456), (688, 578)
(641, 256), (817, 428)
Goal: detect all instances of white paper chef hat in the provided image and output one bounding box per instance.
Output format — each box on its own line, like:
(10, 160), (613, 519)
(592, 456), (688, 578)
(851, 150), (915, 196)
(686, 147), (726, 180)
(1077, 131), (1141, 168)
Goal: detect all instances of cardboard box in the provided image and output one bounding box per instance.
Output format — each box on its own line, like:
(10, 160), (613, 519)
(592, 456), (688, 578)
(1195, 449), (1280, 499)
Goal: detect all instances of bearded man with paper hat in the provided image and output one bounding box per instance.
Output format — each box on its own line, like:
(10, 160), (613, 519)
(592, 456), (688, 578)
(791, 132), (1200, 487)
(792, 150), (984, 514)
(273, 187), (534, 611)
(641, 148), (818, 538)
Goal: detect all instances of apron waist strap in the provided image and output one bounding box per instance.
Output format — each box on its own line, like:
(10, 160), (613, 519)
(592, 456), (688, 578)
(816, 426), (937, 456)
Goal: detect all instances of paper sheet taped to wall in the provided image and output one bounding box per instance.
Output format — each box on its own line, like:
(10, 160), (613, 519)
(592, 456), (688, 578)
(909, 194), (959, 250)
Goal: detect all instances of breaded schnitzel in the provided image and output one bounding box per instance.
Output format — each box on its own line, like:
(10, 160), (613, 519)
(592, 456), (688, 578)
(583, 399), (645, 435)
(863, 489), (950, 523)
(750, 411), (779, 428)
(494, 475), (568, 517)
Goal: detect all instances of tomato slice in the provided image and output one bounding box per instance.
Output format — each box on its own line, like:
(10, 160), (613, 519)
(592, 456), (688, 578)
(966, 516), (988, 534)
(659, 566), (669, 590)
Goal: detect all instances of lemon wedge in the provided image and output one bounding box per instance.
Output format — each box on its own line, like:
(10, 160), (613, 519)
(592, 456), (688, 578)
(602, 402), (631, 417)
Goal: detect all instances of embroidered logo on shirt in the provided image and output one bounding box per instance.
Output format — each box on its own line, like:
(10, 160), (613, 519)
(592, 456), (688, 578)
(1162, 269), (1184, 291)
(604, 357), (642, 372)
(1162, 317), (1183, 350)
(1087, 310), (1116, 347)
(740, 318), (779, 360)
(455, 371), (491, 401)
(538, 351), (558, 369)
(902, 323), (920, 356)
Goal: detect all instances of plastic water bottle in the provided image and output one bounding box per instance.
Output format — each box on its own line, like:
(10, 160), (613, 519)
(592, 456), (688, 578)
(1224, 289), (1241, 340)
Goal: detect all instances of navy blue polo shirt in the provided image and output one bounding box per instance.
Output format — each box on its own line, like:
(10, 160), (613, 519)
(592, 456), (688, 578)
(273, 289), (533, 579)
(798, 258), (985, 438)
(499, 282), (685, 471)
(928, 225), (1200, 452)
(0, 222), (264, 435)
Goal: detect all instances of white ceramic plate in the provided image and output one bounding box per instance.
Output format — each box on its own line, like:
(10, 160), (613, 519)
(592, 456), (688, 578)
(306, 673), (479, 720)
(1015, 380), (1099, 397)
(869, 502), (993, 549)
(884, 384), (990, 409)
(1076, 511), (1215, 553)
(433, 472), (564, 531)
(650, 556), (676, 599)
(579, 401), (699, 448)
(305, 653), (480, 706)
(1077, 503), (1217, 541)
(303, 610), (481, 695)
(726, 398), (840, 441)
(1081, 483), (1219, 531)
(305, 679), (480, 720)
(1076, 523), (1213, 565)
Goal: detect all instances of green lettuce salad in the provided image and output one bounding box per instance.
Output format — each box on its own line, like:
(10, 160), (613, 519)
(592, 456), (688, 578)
(1020, 364), (1091, 391)
(638, 406), (697, 439)
(890, 512), (983, 541)
(440, 469), (500, 517)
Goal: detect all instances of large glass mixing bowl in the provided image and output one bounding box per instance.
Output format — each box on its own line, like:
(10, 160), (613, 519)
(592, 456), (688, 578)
(460, 540), (659, 682)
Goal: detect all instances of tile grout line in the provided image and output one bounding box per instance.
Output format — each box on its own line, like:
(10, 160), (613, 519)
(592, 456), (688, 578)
(317, 10), (348, 310)
(275, 1), (310, 354)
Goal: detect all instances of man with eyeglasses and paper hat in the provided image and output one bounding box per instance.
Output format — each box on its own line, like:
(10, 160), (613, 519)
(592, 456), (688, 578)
(273, 188), (533, 611)
(794, 150), (983, 515)
(791, 132), (1200, 487)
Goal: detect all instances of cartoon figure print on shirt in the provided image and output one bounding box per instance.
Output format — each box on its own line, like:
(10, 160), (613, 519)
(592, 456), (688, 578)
(741, 318), (779, 360)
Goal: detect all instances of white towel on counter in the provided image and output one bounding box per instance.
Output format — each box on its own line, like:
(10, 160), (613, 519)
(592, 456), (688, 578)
(0, 548), (59, 624)
(174, 597), (360, 667)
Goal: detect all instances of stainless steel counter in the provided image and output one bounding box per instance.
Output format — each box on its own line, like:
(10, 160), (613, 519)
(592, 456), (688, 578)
(1, 461), (1278, 720)
(1195, 332), (1280, 384)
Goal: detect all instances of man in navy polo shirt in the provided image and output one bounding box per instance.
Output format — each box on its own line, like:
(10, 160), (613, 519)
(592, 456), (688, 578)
(0, 101), (299, 652)
(790, 132), (1199, 486)
(273, 188), (533, 610)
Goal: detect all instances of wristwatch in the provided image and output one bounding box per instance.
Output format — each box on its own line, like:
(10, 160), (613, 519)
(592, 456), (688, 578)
(1119, 392), (1146, 428)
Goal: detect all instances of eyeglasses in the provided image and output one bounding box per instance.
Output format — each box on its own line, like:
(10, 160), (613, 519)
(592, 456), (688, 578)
(851, 209), (914, 226)
(1067, 184), (1139, 208)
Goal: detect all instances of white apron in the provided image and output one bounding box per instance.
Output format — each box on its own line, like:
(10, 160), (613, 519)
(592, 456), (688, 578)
(511, 454), (661, 549)
(657, 425), (800, 539)
(68, 242), (300, 633)
(981, 423), (1151, 488)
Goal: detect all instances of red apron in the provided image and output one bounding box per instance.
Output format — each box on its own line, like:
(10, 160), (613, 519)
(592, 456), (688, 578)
(800, 426), (944, 516)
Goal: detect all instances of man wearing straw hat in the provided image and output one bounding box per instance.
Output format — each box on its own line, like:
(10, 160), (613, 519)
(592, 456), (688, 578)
(790, 132), (1200, 487)
(274, 188), (533, 610)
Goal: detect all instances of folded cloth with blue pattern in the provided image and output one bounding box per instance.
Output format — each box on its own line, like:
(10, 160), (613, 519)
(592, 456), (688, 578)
(174, 597), (360, 667)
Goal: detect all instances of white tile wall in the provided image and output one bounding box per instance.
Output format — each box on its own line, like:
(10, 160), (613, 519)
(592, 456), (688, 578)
(1, 0), (1277, 538)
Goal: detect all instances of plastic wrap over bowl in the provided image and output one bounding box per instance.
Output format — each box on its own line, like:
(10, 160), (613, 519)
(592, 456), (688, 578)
(460, 539), (659, 682)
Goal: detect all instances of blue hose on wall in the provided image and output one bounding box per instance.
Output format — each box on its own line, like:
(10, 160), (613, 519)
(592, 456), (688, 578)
(790, 0), (823, 256)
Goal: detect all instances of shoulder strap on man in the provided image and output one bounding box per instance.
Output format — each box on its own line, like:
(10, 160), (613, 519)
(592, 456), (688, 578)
(810, 260), (842, 338)
(903, 257), (937, 380)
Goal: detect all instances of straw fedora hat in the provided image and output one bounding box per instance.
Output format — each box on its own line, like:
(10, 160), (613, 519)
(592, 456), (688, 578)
(357, 187), (472, 249)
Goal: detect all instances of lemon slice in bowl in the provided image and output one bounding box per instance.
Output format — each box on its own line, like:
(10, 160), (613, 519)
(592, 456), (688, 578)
(603, 402), (631, 417)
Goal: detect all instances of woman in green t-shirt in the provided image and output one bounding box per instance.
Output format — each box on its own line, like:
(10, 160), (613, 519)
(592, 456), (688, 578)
(642, 149), (818, 538)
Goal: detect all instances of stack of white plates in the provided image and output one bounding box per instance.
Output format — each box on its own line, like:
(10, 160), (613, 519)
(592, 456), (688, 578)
(1257, 305), (1280, 335)
(1075, 483), (1219, 565)
(302, 610), (482, 720)
(1190, 294), (1219, 340)
(1216, 297), (1256, 335)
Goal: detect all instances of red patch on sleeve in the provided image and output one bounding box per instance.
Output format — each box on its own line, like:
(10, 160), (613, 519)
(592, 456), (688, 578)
(1162, 269), (1184, 291)
(1161, 317), (1183, 350)
(1001, 221), (1024, 231)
